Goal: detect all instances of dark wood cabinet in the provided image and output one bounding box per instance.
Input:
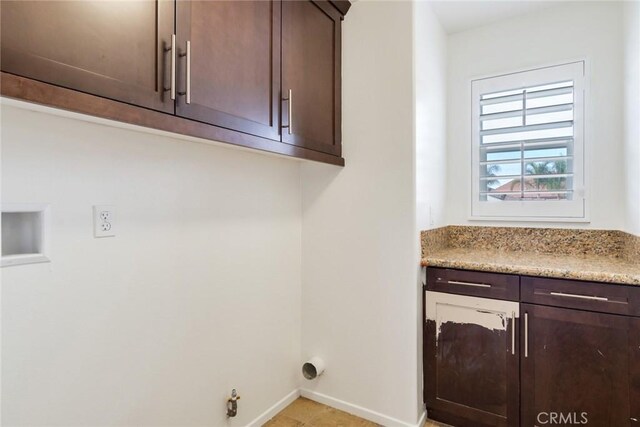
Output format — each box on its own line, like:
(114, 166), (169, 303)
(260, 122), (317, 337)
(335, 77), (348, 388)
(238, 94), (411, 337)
(521, 304), (632, 426)
(427, 267), (520, 301)
(281, 0), (342, 156)
(0, 0), (349, 165)
(424, 268), (640, 427)
(631, 318), (640, 426)
(424, 291), (519, 427)
(175, 1), (281, 140)
(521, 275), (640, 317)
(1, 0), (174, 113)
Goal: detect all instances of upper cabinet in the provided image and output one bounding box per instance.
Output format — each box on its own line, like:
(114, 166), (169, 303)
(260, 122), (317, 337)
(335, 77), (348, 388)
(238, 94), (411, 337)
(0, 0), (350, 165)
(282, 0), (342, 156)
(1, 0), (174, 114)
(175, 1), (281, 140)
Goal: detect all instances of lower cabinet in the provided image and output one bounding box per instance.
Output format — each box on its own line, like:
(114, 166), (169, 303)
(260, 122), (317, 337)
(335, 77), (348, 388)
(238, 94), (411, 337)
(424, 291), (519, 427)
(424, 267), (640, 427)
(631, 318), (640, 426)
(521, 304), (633, 426)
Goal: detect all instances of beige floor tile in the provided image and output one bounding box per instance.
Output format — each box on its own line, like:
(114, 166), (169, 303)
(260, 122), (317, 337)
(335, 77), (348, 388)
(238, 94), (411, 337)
(277, 398), (332, 423)
(307, 408), (381, 427)
(262, 398), (386, 427)
(263, 415), (305, 427)
(425, 419), (452, 427)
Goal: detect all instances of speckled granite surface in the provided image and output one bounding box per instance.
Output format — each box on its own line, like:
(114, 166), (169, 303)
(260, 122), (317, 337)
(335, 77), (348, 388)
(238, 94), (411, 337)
(421, 226), (640, 286)
(421, 227), (449, 252)
(624, 233), (640, 262)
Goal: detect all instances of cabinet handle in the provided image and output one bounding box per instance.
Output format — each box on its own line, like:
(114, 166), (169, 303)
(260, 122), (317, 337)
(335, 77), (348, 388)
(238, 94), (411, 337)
(549, 291), (608, 302)
(186, 40), (191, 104)
(283, 89), (293, 135)
(178, 40), (191, 104)
(524, 312), (529, 358)
(447, 280), (491, 288)
(288, 89), (293, 134)
(511, 311), (515, 356)
(164, 34), (176, 100)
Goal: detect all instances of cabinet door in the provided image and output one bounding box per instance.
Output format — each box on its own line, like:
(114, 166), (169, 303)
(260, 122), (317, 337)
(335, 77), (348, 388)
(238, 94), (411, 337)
(521, 304), (631, 426)
(425, 291), (520, 427)
(175, 1), (280, 140)
(281, 0), (341, 156)
(632, 318), (640, 426)
(1, 0), (174, 113)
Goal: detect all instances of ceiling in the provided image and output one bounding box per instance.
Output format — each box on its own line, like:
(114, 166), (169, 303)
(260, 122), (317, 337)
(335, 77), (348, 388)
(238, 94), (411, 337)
(428, 0), (562, 34)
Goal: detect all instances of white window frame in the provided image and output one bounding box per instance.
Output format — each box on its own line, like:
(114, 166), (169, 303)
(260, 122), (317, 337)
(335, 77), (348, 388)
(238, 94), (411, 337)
(470, 61), (588, 222)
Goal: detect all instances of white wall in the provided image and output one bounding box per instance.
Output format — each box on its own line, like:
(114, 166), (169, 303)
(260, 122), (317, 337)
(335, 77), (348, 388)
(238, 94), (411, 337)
(1, 105), (301, 426)
(623, 0), (640, 235)
(300, 1), (422, 425)
(413, 2), (447, 423)
(415, 1), (448, 231)
(446, 1), (625, 229)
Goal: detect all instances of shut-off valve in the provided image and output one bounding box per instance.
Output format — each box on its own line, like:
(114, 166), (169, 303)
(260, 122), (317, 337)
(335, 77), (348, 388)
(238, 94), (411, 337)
(226, 389), (240, 418)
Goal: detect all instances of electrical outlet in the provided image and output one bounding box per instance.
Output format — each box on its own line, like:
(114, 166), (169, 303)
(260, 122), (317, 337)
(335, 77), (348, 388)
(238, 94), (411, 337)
(93, 205), (115, 238)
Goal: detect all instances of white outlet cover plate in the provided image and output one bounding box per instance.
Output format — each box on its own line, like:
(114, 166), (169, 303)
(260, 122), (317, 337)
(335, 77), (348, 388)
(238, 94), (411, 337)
(93, 205), (115, 238)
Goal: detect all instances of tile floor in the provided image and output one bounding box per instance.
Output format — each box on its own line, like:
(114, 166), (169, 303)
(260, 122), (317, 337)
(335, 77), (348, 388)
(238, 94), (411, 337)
(262, 398), (449, 427)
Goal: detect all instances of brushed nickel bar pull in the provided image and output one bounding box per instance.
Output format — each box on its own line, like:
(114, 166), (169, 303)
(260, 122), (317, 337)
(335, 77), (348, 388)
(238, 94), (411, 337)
(288, 89), (293, 134)
(549, 292), (608, 302)
(178, 41), (191, 104)
(282, 90), (293, 134)
(448, 280), (491, 288)
(185, 41), (191, 104)
(524, 312), (529, 358)
(511, 311), (515, 355)
(168, 34), (176, 100)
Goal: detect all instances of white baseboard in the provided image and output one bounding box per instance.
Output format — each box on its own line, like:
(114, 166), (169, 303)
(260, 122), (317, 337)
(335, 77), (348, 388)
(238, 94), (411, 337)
(246, 389), (300, 427)
(300, 389), (426, 427)
(416, 410), (427, 427)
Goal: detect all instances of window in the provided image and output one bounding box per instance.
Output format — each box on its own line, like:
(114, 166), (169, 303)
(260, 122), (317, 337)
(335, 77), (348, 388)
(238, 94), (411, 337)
(471, 61), (586, 221)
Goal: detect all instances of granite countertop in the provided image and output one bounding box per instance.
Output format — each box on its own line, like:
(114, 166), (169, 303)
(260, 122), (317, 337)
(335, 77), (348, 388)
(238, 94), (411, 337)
(421, 226), (640, 286)
(422, 247), (640, 285)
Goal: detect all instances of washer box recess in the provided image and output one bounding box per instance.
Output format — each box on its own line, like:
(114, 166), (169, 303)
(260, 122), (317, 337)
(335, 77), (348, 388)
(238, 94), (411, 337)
(1, 203), (51, 267)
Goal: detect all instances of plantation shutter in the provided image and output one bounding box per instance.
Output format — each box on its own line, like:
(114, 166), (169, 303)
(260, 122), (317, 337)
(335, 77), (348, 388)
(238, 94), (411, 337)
(471, 61), (586, 220)
(479, 81), (575, 201)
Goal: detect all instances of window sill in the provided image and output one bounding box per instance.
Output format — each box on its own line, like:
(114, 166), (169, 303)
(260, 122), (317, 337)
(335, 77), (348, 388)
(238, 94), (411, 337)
(468, 215), (591, 223)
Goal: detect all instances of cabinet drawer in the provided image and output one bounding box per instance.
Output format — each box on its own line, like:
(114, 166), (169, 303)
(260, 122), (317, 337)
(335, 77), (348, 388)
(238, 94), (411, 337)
(521, 276), (640, 317)
(426, 267), (519, 301)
